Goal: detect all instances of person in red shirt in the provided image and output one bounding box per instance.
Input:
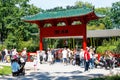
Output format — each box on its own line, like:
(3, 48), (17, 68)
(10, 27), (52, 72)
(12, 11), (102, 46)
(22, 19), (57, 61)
(84, 47), (90, 71)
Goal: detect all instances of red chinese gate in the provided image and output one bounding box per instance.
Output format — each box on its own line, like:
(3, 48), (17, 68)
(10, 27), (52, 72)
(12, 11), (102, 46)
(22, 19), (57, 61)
(22, 7), (100, 50)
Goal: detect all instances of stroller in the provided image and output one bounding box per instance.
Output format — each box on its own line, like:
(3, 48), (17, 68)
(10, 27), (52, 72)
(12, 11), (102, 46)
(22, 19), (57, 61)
(94, 58), (106, 68)
(11, 56), (25, 76)
(94, 56), (114, 69)
(18, 57), (26, 76)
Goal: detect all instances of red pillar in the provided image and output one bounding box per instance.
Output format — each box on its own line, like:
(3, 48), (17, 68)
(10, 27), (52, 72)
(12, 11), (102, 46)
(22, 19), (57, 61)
(82, 24), (87, 50)
(39, 28), (43, 50)
(36, 21), (43, 50)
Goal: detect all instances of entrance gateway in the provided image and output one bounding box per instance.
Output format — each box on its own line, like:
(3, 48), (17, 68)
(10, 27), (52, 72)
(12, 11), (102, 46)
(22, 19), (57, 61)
(22, 7), (101, 50)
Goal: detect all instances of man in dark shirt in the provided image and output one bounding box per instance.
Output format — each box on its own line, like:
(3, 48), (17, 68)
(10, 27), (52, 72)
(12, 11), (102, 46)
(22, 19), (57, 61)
(1, 49), (6, 62)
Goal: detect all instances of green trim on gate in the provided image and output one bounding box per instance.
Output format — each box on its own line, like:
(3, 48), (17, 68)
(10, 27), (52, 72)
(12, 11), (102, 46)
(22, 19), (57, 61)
(22, 7), (95, 21)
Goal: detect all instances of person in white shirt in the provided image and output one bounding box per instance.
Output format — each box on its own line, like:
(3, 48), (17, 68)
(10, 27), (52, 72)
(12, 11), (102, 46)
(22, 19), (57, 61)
(89, 48), (95, 69)
(33, 54), (38, 71)
(37, 50), (43, 64)
(47, 49), (53, 65)
(21, 48), (27, 62)
(67, 48), (71, 64)
(80, 49), (85, 67)
(4, 48), (10, 62)
(62, 47), (68, 65)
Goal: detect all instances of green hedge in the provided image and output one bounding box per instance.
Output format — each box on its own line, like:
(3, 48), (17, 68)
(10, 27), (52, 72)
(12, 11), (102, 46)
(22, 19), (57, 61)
(90, 75), (120, 80)
(96, 46), (116, 54)
(96, 38), (120, 54)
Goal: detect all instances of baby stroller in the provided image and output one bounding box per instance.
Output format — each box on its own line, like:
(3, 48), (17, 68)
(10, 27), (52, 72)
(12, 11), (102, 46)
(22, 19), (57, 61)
(94, 58), (105, 68)
(18, 57), (26, 76)
(94, 56), (114, 69)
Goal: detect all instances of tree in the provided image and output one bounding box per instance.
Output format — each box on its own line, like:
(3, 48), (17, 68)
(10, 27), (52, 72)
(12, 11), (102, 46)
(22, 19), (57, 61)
(75, 1), (111, 29)
(95, 7), (113, 29)
(0, 0), (41, 51)
(111, 1), (120, 29)
(75, 1), (93, 8)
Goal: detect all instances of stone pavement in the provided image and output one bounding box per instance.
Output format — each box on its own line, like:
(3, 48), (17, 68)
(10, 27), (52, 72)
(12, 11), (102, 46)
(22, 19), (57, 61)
(0, 62), (120, 80)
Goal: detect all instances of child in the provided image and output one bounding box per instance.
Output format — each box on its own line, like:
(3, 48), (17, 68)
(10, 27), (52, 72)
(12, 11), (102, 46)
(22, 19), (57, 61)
(33, 54), (38, 71)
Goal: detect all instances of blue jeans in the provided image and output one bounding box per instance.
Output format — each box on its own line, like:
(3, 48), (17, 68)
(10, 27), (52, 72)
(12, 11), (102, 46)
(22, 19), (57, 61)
(2, 55), (5, 62)
(89, 58), (95, 69)
(80, 58), (84, 67)
(84, 60), (90, 71)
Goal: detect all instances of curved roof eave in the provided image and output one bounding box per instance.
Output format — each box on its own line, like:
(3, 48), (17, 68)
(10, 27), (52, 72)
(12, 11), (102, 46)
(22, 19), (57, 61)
(22, 7), (103, 22)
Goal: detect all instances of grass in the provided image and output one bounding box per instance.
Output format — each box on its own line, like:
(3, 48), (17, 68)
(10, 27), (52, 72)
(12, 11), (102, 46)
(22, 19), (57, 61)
(90, 75), (120, 80)
(0, 65), (12, 75)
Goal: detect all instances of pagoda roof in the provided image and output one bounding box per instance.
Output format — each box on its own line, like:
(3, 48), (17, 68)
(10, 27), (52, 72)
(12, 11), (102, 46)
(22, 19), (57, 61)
(22, 7), (103, 21)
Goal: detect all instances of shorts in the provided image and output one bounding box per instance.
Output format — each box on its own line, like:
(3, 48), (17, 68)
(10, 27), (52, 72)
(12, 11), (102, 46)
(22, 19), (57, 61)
(63, 58), (67, 62)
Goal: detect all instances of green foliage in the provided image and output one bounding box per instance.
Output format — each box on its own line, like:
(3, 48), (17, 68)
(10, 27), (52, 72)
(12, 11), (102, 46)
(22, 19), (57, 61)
(90, 77), (104, 80)
(4, 33), (17, 49)
(96, 46), (108, 54)
(3, 25), (39, 52)
(99, 17), (113, 29)
(0, 45), (6, 51)
(105, 75), (120, 80)
(0, 65), (12, 75)
(90, 75), (120, 80)
(0, 0), (40, 52)
(94, 7), (113, 29)
(110, 1), (120, 29)
(114, 43), (120, 54)
(75, 1), (93, 8)
(96, 38), (120, 54)
(95, 7), (111, 15)
(18, 39), (39, 52)
(88, 11), (112, 29)
(87, 23), (105, 30)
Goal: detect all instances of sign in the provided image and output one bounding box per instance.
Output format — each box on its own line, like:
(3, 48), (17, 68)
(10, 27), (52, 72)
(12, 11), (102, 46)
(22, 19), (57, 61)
(41, 25), (85, 38)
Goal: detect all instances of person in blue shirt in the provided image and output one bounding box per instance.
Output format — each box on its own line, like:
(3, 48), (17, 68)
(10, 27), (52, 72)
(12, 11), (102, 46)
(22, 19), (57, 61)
(11, 58), (20, 76)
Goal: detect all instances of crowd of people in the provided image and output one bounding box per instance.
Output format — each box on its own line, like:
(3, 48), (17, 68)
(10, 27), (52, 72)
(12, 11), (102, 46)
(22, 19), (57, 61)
(0, 47), (117, 76)
(34, 47), (117, 72)
(0, 48), (27, 63)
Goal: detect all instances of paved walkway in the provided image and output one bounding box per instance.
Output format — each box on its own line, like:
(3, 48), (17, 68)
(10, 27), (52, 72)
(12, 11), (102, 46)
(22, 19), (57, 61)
(0, 62), (120, 80)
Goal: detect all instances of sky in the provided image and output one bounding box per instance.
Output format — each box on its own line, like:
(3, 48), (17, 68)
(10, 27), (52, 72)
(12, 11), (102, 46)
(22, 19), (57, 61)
(29, 0), (119, 10)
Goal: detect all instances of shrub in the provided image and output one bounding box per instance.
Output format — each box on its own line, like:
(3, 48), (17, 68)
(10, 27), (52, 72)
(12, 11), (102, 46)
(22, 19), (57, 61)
(96, 46), (107, 54)
(90, 75), (120, 80)
(18, 39), (39, 52)
(0, 45), (6, 51)
(96, 38), (120, 54)
(115, 43), (120, 54)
